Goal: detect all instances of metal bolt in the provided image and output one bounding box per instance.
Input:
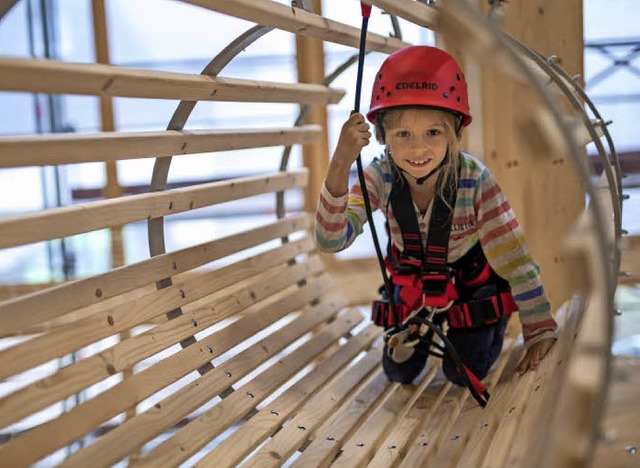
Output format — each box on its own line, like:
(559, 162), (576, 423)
(297, 425), (306, 431)
(270, 410), (279, 416)
(356, 443), (365, 447)
(388, 445), (397, 450)
(451, 435), (460, 440)
(179, 290), (186, 298)
(420, 442), (429, 447)
(326, 436), (335, 441)
(172, 262), (177, 270)
(192, 319), (198, 327)
(206, 346), (213, 354)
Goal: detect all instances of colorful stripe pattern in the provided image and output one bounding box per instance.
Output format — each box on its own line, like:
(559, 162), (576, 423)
(315, 152), (557, 347)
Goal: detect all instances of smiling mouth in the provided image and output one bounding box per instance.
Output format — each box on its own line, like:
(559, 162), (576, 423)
(407, 159), (432, 167)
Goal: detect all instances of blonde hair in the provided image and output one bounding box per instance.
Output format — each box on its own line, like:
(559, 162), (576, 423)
(377, 107), (462, 208)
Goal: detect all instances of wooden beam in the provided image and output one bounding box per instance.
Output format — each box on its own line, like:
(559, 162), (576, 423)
(296, 0), (330, 214)
(0, 170), (308, 249)
(0, 126), (321, 167)
(0, 56), (345, 103)
(91, 0), (125, 271)
(180, 0), (409, 53)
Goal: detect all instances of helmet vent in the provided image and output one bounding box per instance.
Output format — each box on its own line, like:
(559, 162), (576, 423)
(456, 73), (461, 81)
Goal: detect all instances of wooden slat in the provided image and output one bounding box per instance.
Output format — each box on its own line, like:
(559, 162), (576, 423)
(364, 0), (438, 30)
(0, 240), (313, 376)
(64, 296), (351, 468)
(293, 370), (393, 467)
(331, 365), (439, 467)
(242, 343), (384, 467)
(0, 169), (308, 250)
(0, 245), (319, 428)
(0, 214), (310, 335)
(0, 275), (333, 466)
(0, 56), (345, 103)
(181, 0), (409, 54)
(367, 381), (452, 468)
(333, 362), (440, 467)
(0, 126), (321, 167)
(426, 339), (521, 466)
(133, 306), (360, 468)
(470, 301), (578, 467)
(396, 385), (468, 467)
(197, 323), (382, 467)
(399, 327), (520, 467)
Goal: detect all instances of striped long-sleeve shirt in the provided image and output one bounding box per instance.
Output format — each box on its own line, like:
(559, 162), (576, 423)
(315, 152), (557, 347)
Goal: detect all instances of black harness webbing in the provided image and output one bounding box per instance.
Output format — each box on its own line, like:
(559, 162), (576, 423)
(388, 163), (491, 407)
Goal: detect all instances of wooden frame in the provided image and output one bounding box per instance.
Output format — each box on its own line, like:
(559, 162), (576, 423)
(0, 0), (618, 466)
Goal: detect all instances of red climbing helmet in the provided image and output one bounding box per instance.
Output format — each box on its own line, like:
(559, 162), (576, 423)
(366, 45), (472, 127)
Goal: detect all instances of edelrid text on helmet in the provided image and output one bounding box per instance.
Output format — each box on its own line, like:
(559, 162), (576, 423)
(367, 45), (472, 127)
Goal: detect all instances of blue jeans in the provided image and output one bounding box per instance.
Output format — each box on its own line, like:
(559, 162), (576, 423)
(382, 316), (508, 385)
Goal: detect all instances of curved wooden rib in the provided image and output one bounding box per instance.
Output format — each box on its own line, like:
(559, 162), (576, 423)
(0, 170), (307, 250)
(0, 56), (345, 103)
(0, 126), (321, 167)
(181, 0), (409, 53)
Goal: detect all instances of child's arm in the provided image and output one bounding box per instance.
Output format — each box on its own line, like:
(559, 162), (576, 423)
(473, 167), (558, 367)
(325, 112), (372, 197)
(315, 113), (376, 253)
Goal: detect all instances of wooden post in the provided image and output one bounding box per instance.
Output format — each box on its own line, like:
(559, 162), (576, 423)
(91, 0), (134, 428)
(295, 0), (330, 214)
(479, 1), (586, 310)
(91, 0), (124, 270)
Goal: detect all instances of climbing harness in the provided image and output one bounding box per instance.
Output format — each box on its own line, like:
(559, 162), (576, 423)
(354, 5), (508, 408)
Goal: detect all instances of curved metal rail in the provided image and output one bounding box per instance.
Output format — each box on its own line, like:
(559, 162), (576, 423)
(503, 35), (622, 294)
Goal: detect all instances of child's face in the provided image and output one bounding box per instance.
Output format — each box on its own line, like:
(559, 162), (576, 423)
(383, 108), (450, 181)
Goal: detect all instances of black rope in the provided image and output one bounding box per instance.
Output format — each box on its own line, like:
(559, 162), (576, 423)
(408, 314), (490, 407)
(354, 8), (398, 326)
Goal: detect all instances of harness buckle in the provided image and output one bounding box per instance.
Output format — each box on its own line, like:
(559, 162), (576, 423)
(420, 270), (450, 296)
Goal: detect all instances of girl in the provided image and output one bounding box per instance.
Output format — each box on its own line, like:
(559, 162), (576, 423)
(315, 45), (557, 385)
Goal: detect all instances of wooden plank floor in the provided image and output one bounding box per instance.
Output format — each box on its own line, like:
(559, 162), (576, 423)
(329, 258), (640, 468)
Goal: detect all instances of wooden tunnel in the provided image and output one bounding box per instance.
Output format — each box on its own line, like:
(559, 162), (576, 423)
(0, 0), (623, 467)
